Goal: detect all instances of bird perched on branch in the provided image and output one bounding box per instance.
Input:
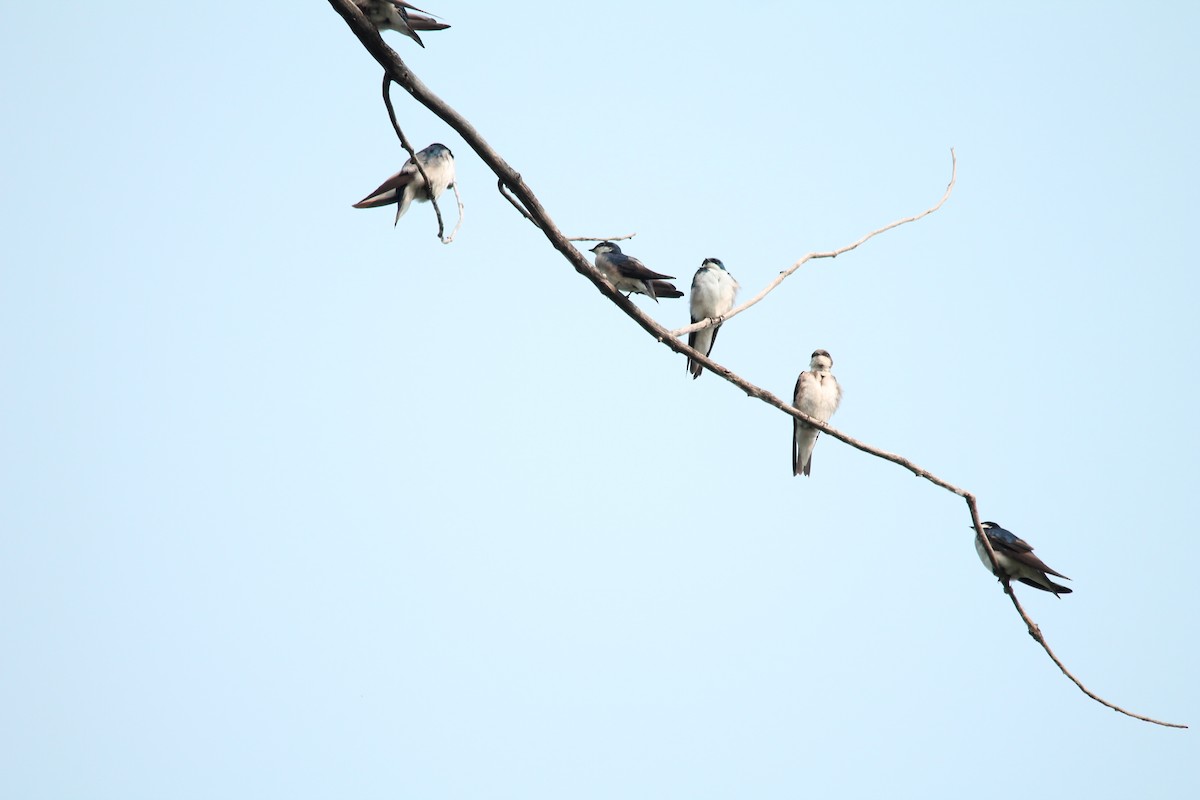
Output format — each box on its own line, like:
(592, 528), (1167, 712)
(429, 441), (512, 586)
(353, 143), (456, 226)
(353, 1), (450, 47)
(686, 257), (739, 379)
(588, 242), (683, 302)
(792, 350), (842, 476)
(975, 521), (1072, 596)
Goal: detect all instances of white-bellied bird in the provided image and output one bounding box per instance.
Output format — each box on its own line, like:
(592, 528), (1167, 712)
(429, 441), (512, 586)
(975, 521), (1072, 596)
(353, 143), (456, 226)
(686, 258), (739, 379)
(588, 242), (682, 302)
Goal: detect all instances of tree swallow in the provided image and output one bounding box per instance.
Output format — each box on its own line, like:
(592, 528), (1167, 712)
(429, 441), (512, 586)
(975, 521), (1072, 596)
(588, 242), (683, 302)
(792, 349), (842, 477)
(353, 1), (450, 47)
(687, 258), (740, 379)
(353, 143), (456, 226)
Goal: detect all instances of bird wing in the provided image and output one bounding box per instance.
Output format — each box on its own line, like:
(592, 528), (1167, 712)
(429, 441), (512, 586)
(792, 372), (816, 474)
(407, 16), (450, 31)
(988, 529), (1070, 580)
(649, 281), (683, 299)
(352, 165), (417, 208)
(611, 253), (675, 282)
(393, 1), (442, 17)
(793, 371), (821, 424)
(1016, 575), (1073, 594)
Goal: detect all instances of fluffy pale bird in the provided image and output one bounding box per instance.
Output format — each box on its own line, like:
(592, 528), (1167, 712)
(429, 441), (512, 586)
(792, 349), (842, 477)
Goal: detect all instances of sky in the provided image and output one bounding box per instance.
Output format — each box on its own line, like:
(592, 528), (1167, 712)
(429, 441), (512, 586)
(2, 1), (1197, 797)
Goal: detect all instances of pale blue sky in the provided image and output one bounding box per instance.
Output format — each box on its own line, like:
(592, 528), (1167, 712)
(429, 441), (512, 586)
(2, 2), (1197, 798)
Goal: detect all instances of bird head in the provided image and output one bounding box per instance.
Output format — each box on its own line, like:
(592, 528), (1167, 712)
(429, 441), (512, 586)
(809, 349), (834, 370)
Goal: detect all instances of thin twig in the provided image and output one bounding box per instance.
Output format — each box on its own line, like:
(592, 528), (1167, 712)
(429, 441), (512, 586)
(1003, 582), (1184, 727)
(671, 150), (957, 340)
(328, 0), (1185, 730)
(566, 233), (637, 243)
(498, 179), (538, 226)
(443, 182), (464, 243)
(497, 179), (636, 244)
(381, 73), (445, 240)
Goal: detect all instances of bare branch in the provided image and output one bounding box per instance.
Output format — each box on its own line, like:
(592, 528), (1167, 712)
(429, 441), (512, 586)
(1001, 583), (1185, 727)
(498, 179), (538, 227)
(381, 73), (445, 240)
(495, 180), (632, 243)
(327, 0), (1185, 729)
(442, 182), (463, 243)
(566, 233), (637, 243)
(671, 150), (957, 340)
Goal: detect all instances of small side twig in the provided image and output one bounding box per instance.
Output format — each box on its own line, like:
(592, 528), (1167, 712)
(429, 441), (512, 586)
(496, 179), (634, 243)
(382, 73), (445, 240)
(498, 179), (538, 227)
(442, 182), (464, 243)
(565, 233), (637, 243)
(671, 149), (957, 340)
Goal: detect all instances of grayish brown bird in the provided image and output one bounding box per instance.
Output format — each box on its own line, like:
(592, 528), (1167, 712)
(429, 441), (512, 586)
(792, 350), (842, 476)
